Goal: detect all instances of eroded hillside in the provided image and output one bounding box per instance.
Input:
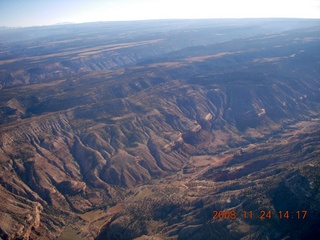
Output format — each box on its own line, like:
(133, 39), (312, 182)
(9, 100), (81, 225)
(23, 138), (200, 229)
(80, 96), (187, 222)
(0, 19), (320, 240)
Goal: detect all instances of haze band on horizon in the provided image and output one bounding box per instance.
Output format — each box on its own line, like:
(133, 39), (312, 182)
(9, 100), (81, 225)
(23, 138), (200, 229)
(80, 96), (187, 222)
(0, 0), (319, 28)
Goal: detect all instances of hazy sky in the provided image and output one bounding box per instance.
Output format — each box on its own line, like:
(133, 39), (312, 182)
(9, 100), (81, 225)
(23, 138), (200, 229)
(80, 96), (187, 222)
(1, 0), (319, 27)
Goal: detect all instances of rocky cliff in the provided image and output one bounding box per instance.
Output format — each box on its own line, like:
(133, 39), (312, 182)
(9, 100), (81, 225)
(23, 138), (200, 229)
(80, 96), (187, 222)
(0, 19), (319, 239)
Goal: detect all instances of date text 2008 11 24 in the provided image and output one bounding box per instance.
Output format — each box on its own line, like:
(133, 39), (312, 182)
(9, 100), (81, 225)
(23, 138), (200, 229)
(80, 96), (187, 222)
(212, 210), (308, 220)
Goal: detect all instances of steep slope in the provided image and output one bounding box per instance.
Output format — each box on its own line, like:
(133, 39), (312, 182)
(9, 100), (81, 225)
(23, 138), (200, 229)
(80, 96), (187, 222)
(0, 20), (319, 239)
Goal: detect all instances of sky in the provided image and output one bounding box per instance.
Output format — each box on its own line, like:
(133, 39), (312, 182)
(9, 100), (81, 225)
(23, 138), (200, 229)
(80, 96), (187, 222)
(0, 0), (319, 27)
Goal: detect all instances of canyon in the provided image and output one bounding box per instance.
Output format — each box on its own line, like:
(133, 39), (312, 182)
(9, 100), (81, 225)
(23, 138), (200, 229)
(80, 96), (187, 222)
(0, 19), (320, 239)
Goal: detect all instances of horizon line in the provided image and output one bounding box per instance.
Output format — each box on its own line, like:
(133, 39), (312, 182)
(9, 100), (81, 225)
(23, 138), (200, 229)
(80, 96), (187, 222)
(1, 17), (320, 29)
